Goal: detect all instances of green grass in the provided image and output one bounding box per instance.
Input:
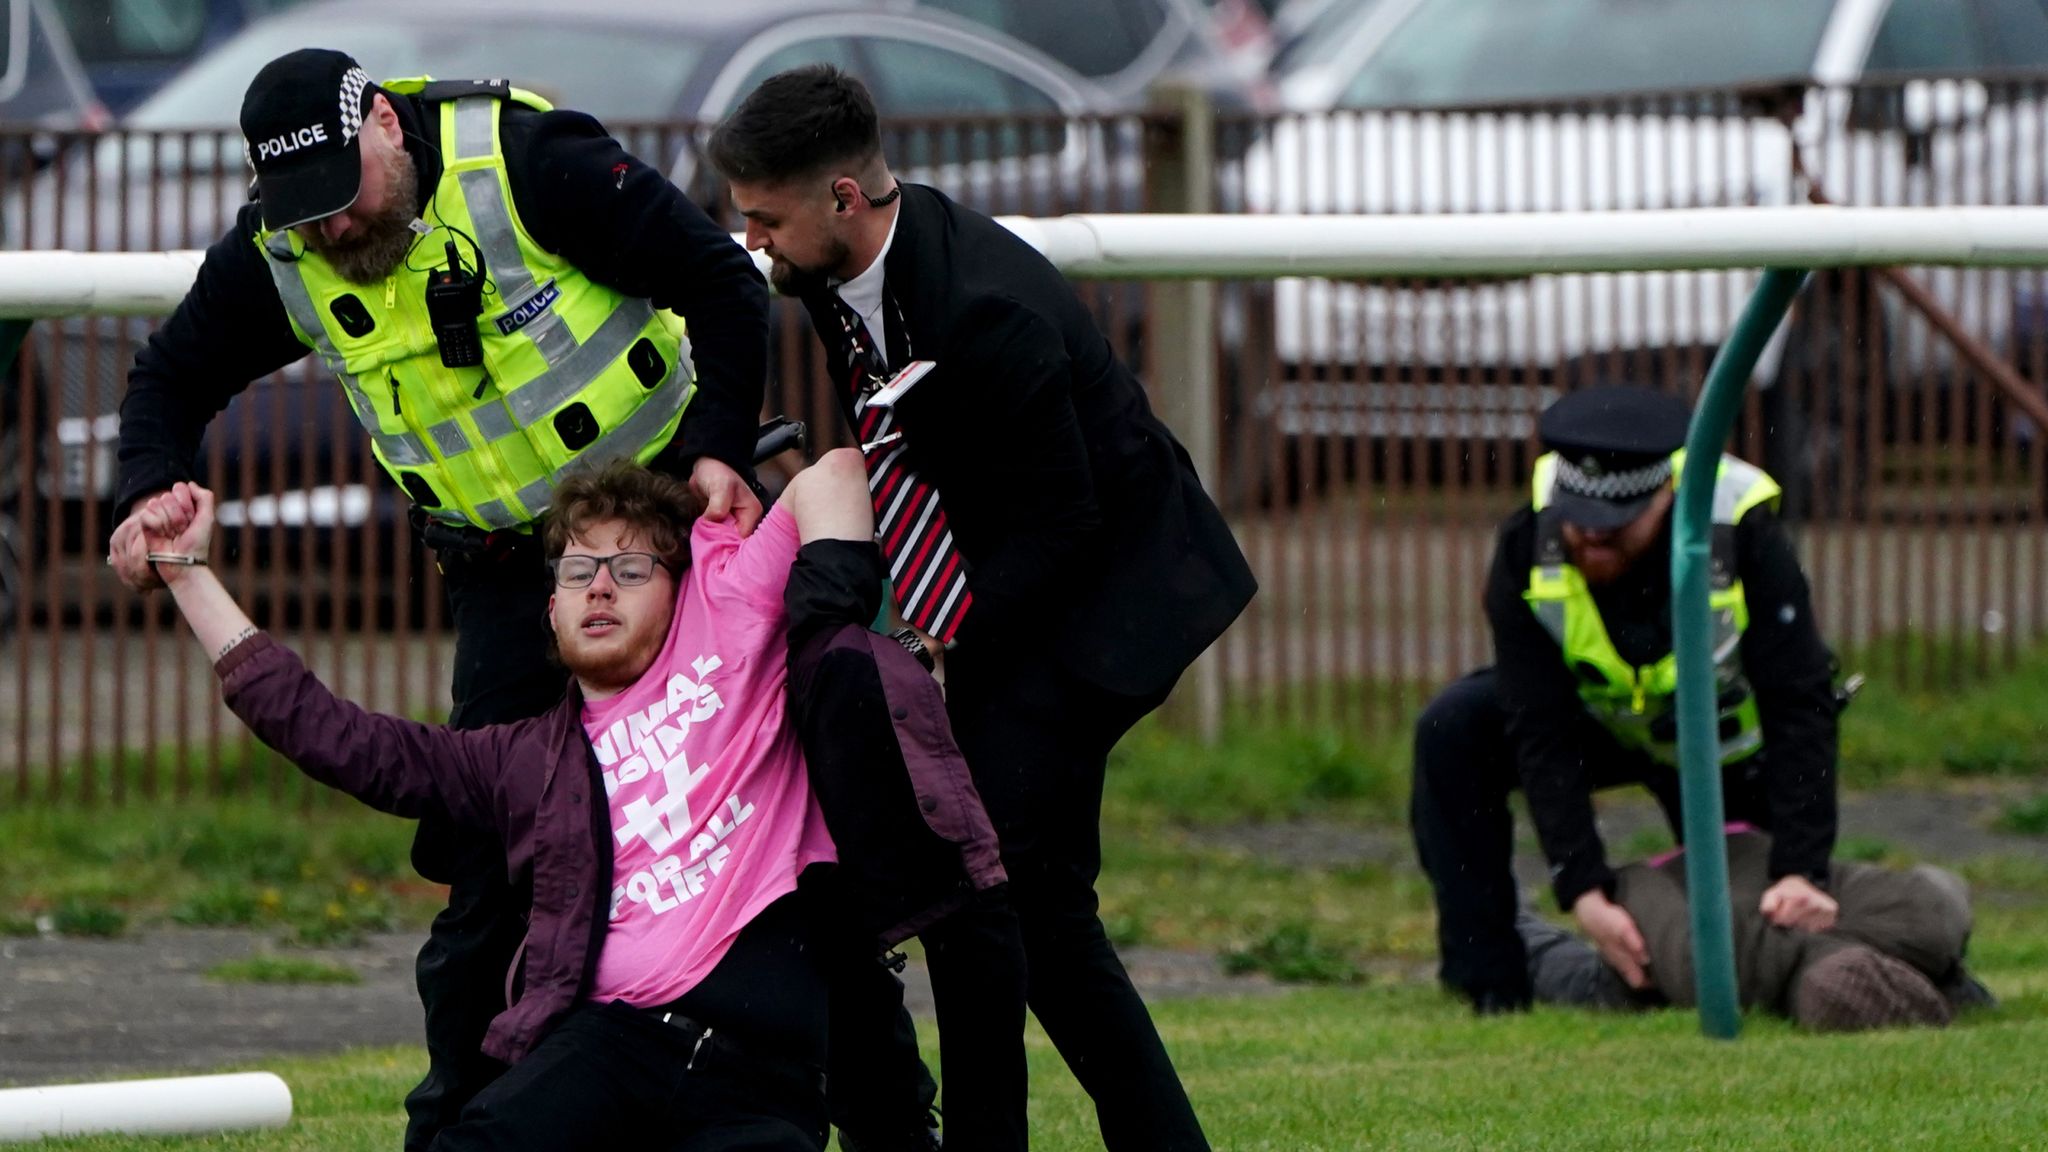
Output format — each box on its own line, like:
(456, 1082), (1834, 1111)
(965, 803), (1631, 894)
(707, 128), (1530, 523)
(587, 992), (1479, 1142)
(0, 800), (437, 945)
(1107, 715), (1410, 825)
(205, 956), (362, 986)
(1103, 636), (2048, 832)
(1095, 824), (1438, 971)
(1221, 922), (1365, 984)
(15, 984), (2048, 1151)
(1835, 638), (2048, 786)
(1995, 793), (2048, 836)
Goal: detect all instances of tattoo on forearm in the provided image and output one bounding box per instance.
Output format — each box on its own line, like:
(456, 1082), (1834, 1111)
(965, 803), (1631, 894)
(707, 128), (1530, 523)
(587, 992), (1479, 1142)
(217, 627), (258, 661)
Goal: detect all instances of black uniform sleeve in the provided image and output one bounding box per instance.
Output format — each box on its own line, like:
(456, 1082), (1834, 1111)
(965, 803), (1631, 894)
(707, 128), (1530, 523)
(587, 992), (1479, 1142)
(1733, 506), (1839, 885)
(504, 109), (768, 477)
(1484, 510), (1617, 910)
(115, 202), (309, 522)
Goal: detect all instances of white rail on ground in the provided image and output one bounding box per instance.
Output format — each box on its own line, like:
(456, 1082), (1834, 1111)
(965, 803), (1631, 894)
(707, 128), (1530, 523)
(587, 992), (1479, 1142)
(0, 1072), (292, 1143)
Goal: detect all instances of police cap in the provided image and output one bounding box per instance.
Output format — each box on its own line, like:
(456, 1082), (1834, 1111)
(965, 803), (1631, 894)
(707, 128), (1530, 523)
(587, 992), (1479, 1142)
(1538, 386), (1691, 531)
(240, 49), (374, 232)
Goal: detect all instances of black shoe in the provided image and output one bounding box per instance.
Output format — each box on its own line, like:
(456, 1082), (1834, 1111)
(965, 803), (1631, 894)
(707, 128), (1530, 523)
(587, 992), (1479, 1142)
(1469, 987), (1533, 1016)
(1936, 964), (1999, 1012)
(837, 1109), (942, 1152)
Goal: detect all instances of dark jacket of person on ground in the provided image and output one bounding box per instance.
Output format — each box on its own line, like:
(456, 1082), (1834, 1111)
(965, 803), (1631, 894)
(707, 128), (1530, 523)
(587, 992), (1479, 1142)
(1525, 830), (1979, 1031)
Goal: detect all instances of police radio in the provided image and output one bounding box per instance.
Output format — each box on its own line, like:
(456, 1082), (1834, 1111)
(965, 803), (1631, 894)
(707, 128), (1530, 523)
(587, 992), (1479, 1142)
(425, 238), (485, 368)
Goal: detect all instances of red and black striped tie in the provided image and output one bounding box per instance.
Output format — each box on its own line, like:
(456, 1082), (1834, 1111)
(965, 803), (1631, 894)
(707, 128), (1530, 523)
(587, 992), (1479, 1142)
(831, 294), (973, 643)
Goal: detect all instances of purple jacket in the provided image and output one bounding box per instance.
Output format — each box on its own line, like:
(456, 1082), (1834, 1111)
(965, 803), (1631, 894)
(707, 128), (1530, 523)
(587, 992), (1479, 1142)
(214, 622), (1002, 1064)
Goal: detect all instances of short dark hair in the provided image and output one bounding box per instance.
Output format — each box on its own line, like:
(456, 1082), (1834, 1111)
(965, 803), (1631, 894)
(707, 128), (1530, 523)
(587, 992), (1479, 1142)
(543, 460), (701, 576)
(707, 64), (882, 185)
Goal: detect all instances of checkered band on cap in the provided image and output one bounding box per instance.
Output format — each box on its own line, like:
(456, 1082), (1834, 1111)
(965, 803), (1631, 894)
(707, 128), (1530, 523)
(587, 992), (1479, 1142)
(1554, 455), (1671, 503)
(337, 66), (369, 142)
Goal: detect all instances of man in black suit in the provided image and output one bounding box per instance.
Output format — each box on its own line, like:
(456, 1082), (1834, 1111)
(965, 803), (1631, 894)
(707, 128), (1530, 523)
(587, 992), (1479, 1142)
(710, 66), (1256, 1152)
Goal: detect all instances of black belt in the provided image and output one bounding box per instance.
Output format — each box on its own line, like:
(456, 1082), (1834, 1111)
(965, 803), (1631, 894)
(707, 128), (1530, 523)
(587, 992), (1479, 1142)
(409, 506), (535, 564)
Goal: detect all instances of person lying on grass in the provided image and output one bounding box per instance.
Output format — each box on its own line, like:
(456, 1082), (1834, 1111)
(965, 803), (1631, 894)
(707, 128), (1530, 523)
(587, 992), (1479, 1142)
(1516, 828), (1995, 1031)
(133, 456), (1022, 1152)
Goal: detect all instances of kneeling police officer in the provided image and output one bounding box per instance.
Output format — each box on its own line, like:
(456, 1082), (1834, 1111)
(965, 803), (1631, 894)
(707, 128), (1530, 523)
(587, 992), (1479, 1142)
(1410, 386), (1844, 1013)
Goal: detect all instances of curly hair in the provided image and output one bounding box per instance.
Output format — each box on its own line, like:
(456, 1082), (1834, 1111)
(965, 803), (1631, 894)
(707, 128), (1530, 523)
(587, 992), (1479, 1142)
(542, 460), (702, 574)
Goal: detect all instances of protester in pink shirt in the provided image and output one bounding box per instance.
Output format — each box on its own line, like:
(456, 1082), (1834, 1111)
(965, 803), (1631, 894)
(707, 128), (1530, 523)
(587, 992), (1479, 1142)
(135, 451), (1017, 1152)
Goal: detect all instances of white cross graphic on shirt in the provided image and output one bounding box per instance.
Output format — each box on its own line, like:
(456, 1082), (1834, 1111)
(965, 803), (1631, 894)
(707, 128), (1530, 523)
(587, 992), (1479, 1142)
(614, 755), (709, 854)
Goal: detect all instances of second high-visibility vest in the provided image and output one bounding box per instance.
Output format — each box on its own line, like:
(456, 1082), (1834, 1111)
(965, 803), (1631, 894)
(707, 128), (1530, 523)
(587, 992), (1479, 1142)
(1524, 450), (1781, 765)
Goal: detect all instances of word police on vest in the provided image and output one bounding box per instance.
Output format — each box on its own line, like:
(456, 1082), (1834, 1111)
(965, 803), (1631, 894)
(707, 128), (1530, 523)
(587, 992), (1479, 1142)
(255, 123), (328, 161)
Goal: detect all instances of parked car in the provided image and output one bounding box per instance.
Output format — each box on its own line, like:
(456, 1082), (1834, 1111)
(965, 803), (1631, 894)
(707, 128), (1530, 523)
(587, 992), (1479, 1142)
(0, 0), (108, 130)
(886, 0), (1272, 110)
(48, 0), (310, 116)
(1241, 0), (2048, 510)
(2, 0), (1129, 616)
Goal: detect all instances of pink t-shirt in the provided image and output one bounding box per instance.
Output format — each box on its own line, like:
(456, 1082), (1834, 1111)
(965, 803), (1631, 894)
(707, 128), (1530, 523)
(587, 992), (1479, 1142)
(582, 504), (837, 1007)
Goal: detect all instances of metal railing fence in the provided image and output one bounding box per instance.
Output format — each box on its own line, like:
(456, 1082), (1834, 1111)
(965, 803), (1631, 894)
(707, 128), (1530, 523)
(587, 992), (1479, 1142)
(5, 76), (2048, 802)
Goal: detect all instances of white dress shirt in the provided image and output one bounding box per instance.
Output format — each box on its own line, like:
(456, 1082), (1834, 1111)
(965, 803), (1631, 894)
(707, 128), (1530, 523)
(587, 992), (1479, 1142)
(832, 207), (900, 366)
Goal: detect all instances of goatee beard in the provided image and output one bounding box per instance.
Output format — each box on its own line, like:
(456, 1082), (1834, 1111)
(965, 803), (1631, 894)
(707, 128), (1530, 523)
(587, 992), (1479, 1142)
(767, 235), (852, 299)
(311, 149), (422, 285)
(768, 256), (831, 299)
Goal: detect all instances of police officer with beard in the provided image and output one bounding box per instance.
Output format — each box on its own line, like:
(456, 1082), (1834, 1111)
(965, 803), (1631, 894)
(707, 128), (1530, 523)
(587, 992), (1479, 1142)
(107, 49), (770, 1149)
(1409, 386), (1844, 1014)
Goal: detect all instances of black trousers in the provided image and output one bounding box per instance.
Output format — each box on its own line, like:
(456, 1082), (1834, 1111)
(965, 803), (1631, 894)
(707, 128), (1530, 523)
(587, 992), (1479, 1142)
(1409, 667), (1774, 1005)
(794, 638), (1029, 1152)
(939, 641), (1208, 1152)
(430, 1000), (828, 1152)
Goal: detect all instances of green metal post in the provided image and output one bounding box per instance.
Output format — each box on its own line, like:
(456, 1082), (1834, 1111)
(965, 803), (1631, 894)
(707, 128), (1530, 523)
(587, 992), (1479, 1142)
(1673, 266), (1810, 1040)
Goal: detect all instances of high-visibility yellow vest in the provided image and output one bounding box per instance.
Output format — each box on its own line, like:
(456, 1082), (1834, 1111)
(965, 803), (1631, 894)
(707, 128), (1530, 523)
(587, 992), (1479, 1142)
(1523, 450), (1780, 765)
(256, 77), (695, 531)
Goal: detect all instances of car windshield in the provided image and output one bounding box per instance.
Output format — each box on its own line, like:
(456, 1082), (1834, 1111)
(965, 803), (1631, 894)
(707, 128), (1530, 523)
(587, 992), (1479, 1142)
(1341, 0), (1836, 107)
(920, 0), (1168, 79)
(109, 12), (705, 172)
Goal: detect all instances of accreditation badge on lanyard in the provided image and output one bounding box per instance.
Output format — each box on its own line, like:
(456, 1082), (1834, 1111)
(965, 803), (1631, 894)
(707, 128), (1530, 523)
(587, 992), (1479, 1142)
(865, 360), (935, 408)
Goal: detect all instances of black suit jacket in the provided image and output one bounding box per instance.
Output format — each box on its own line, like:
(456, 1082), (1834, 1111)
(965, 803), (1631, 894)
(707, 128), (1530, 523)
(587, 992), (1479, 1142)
(801, 185), (1256, 697)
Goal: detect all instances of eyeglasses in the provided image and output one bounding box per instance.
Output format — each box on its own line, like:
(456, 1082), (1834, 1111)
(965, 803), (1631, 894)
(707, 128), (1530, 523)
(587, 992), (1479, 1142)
(546, 552), (670, 589)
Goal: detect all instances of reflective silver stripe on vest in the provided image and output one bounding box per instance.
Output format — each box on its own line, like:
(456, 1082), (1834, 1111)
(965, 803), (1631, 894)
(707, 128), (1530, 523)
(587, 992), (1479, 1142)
(514, 476), (555, 520)
(1532, 591), (1566, 644)
(428, 419), (472, 458)
(471, 400), (518, 444)
(455, 166), (577, 368)
(466, 366), (690, 529)
(450, 100), (572, 368)
(452, 95), (496, 162)
(502, 298), (662, 427)
(1722, 728), (1764, 760)
(562, 356), (691, 475)
(469, 496), (526, 531)
(264, 238), (434, 468)
(1712, 607), (1743, 663)
(1712, 457), (1770, 523)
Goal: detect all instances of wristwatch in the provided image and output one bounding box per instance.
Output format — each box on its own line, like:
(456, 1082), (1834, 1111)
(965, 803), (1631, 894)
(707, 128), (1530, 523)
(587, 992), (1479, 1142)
(889, 627), (935, 673)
